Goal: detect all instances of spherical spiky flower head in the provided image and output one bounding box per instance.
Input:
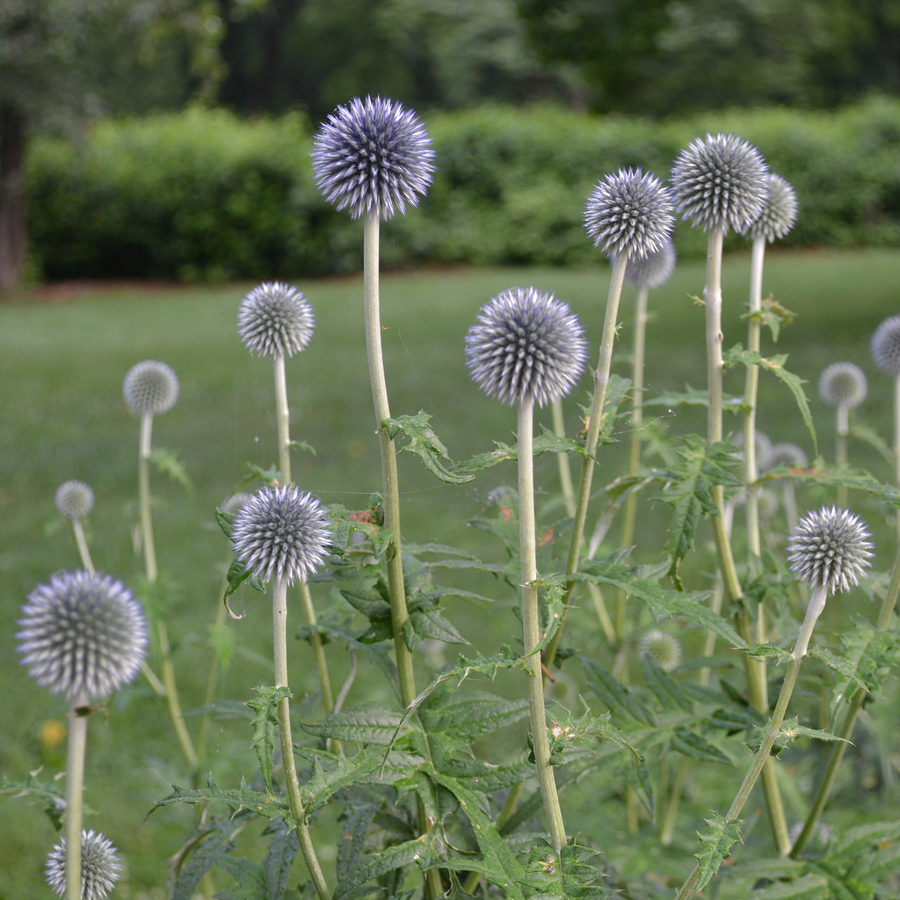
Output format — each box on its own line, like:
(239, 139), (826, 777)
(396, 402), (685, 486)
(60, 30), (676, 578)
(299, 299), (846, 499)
(46, 829), (122, 900)
(748, 173), (798, 242)
(818, 362), (867, 409)
(584, 168), (674, 260)
(232, 485), (331, 585)
(671, 133), (769, 234)
(311, 95), (435, 221)
(871, 315), (900, 376)
(638, 629), (682, 672)
(764, 442), (809, 471)
(17, 572), (148, 703)
(788, 506), (873, 593)
(621, 239), (676, 289)
(465, 286), (588, 408)
(731, 429), (773, 465)
(238, 283), (314, 359)
(56, 481), (94, 520)
(122, 360), (179, 416)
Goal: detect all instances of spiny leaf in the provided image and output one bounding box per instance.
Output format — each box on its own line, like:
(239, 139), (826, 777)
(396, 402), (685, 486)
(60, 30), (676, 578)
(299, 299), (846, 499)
(640, 656), (694, 712)
(580, 656), (655, 725)
(741, 294), (797, 343)
(261, 819), (300, 900)
(332, 836), (435, 900)
(521, 838), (614, 899)
(1, 770), (69, 832)
(419, 689), (530, 742)
(386, 411), (476, 485)
(299, 704), (404, 745)
(171, 822), (242, 900)
(671, 727), (734, 765)
(405, 608), (468, 648)
(247, 685), (291, 795)
(695, 813), (743, 892)
(150, 776), (288, 822)
(149, 447), (193, 493)
(824, 623), (900, 717)
(760, 461), (900, 510)
(643, 385), (741, 409)
(336, 803), (379, 882)
(293, 746), (386, 814)
(643, 590), (748, 651)
(547, 698), (641, 766)
(225, 556), (267, 597)
(748, 873), (829, 899)
(830, 819), (900, 860)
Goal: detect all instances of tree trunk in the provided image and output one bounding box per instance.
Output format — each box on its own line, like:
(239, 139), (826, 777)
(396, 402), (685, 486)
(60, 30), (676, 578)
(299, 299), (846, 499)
(0, 104), (27, 289)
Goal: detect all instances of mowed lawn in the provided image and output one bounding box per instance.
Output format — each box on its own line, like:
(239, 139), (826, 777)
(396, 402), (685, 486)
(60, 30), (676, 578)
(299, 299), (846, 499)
(2, 248), (900, 896)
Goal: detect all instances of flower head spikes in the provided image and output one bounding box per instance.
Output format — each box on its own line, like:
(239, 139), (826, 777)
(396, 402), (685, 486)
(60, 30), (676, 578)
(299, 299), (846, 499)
(123, 360), (179, 416)
(671, 133), (769, 234)
(584, 168), (674, 260)
(788, 506), (873, 593)
(56, 481), (94, 521)
(748, 173), (798, 242)
(819, 362), (867, 409)
(46, 829), (122, 900)
(312, 96), (435, 221)
(238, 283), (315, 359)
(638, 629), (682, 672)
(621, 239), (676, 289)
(871, 315), (900, 376)
(465, 286), (588, 408)
(232, 485), (331, 586)
(764, 442), (809, 471)
(17, 572), (148, 702)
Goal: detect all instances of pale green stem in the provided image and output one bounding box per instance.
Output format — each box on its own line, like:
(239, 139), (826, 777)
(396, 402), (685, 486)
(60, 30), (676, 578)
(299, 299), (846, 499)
(71, 518), (94, 575)
(895, 376), (900, 540)
(519, 398), (567, 852)
(791, 544), (900, 857)
(138, 412), (197, 767)
(660, 756), (688, 845)
(300, 581), (335, 714)
(544, 252), (628, 669)
(836, 405), (849, 507)
(617, 283), (650, 640)
(273, 577), (330, 900)
(552, 399), (576, 518)
(703, 226), (789, 854)
(65, 693), (89, 900)
(198, 571), (230, 761)
(675, 585), (827, 900)
(274, 353), (291, 484)
(743, 235), (765, 572)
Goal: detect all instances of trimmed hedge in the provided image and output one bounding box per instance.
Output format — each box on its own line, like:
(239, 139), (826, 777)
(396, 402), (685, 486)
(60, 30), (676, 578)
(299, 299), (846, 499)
(26, 98), (900, 281)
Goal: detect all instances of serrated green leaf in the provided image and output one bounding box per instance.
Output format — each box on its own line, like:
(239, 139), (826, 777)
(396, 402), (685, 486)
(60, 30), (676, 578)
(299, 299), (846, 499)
(548, 698), (640, 765)
(262, 819), (300, 900)
(225, 555), (267, 597)
(336, 803), (379, 882)
(300, 704), (403, 744)
(420, 689), (529, 742)
(644, 591), (747, 650)
(640, 656), (694, 712)
(520, 838), (614, 899)
(150, 447), (193, 493)
(695, 813), (743, 892)
(849, 423), (895, 464)
(216, 507), (238, 539)
(831, 819), (900, 859)
(643, 384), (713, 408)
(210, 852), (268, 899)
(295, 746), (386, 814)
(171, 823), (241, 900)
(150, 776), (289, 822)
(386, 411), (476, 484)
(580, 656), (655, 725)
(333, 836), (434, 900)
(850, 841), (900, 883)
(247, 685), (292, 795)
(761, 462), (900, 510)
(671, 727), (734, 765)
(407, 608), (468, 646)
(749, 873), (829, 899)
(1, 770), (69, 832)
(826, 623), (900, 717)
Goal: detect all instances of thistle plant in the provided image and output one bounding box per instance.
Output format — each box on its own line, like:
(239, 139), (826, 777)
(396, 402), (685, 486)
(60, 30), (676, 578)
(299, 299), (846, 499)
(56, 480), (95, 574)
(871, 315), (900, 506)
(123, 359), (197, 767)
(676, 506), (873, 900)
(18, 571), (146, 900)
(232, 484), (331, 900)
(45, 829), (122, 900)
(466, 285), (587, 852)
(819, 362), (867, 504)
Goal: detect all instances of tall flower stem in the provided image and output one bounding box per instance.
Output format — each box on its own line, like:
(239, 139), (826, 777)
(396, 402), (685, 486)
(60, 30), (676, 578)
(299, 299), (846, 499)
(545, 252), (628, 669)
(273, 577), (330, 900)
(703, 226), (789, 854)
(139, 412), (198, 768)
(519, 398), (567, 852)
(71, 519), (94, 575)
(65, 694), (88, 900)
(791, 542), (900, 857)
(895, 375), (900, 537)
(675, 586), (826, 900)
(617, 281), (650, 640)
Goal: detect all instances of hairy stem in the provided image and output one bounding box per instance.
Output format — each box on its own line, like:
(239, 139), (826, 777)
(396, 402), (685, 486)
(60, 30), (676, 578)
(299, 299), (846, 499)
(274, 353), (291, 484)
(519, 398), (567, 852)
(71, 518), (94, 575)
(65, 694), (89, 900)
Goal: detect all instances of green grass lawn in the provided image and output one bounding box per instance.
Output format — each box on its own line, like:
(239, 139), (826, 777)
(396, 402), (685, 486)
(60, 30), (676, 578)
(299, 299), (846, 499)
(2, 248), (900, 898)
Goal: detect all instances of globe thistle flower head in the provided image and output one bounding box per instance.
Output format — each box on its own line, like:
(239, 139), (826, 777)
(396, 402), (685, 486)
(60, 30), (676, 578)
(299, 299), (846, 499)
(756, 487), (779, 520)
(46, 829), (122, 900)
(871, 315), (900, 376)
(818, 362), (867, 409)
(584, 168), (674, 260)
(748, 174), (798, 242)
(731, 429), (773, 465)
(56, 480), (94, 520)
(764, 442), (809, 471)
(221, 492), (250, 516)
(123, 360), (179, 416)
(638, 629), (682, 672)
(671, 133), (769, 234)
(232, 485), (331, 585)
(788, 506), (873, 593)
(465, 286), (588, 408)
(311, 95), (435, 220)
(17, 572), (148, 703)
(621, 239), (677, 289)
(238, 283), (314, 359)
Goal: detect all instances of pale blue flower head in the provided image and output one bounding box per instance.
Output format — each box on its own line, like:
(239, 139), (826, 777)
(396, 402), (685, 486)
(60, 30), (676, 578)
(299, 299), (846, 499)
(788, 506), (873, 593)
(238, 282), (314, 359)
(46, 829), (122, 900)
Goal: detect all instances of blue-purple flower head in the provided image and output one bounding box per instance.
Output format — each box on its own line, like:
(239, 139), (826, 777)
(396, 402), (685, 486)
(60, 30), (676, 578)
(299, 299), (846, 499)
(17, 571), (148, 703)
(238, 283), (314, 359)
(819, 362), (867, 409)
(46, 829), (122, 900)
(621, 239), (677, 290)
(465, 286), (588, 408)
(788, 506), (873, 594)
(671, 133), (769, 234)
(232, 485), (331, 585)
(56, 480), (94, 520)
(123, 360), (179, 416)
(871, 315), (900, 376)
(311, 96), (434, 221)
(749, 174), (798, 242)
(584, 168), (674, 260)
